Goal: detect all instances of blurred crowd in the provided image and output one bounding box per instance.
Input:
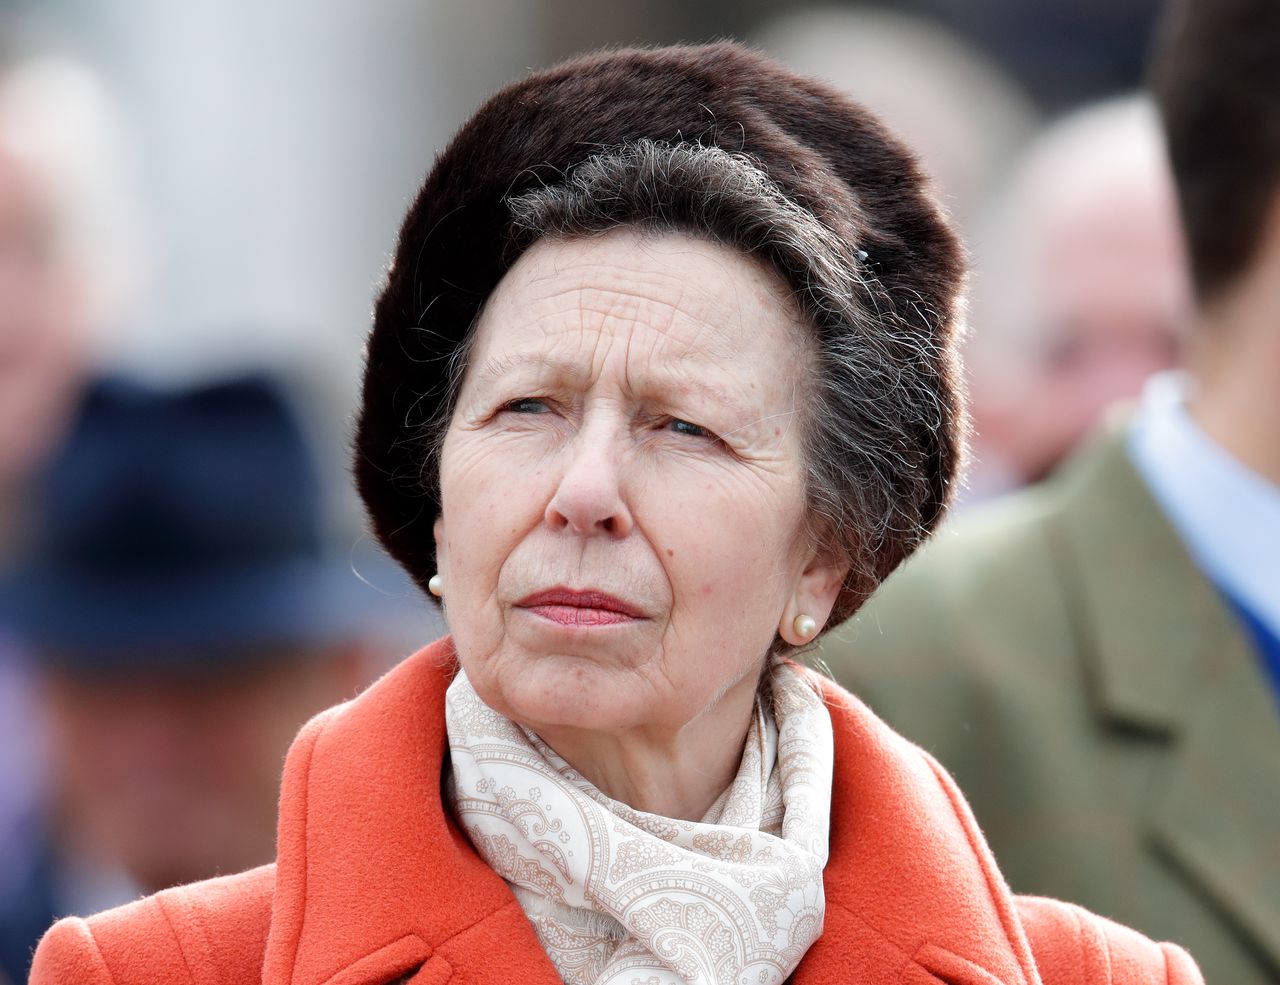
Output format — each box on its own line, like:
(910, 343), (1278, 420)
(0, 1), (1275, 983)
(0, 30), (442, 983)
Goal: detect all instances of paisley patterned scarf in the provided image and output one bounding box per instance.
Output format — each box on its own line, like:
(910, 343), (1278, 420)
(444, 662), (833, 985)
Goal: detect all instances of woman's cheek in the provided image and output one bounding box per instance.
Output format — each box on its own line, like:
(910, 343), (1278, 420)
(445, 427), (543, 510)
(443, 438), (549, 587)
(440, 510), (507, 667)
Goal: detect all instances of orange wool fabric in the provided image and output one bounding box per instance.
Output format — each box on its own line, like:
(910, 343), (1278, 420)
(30, 638), (1202, 984)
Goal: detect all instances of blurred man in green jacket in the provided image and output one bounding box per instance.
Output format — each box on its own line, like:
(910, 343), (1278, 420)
(821, 1), (1280, 982)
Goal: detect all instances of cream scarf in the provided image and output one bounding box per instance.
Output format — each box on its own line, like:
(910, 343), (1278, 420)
(444, 663), (834, 985)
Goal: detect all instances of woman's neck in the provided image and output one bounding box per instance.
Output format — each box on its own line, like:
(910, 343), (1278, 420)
(1188, 281), (1280, 486)
(533, 669), (761, 821)
(1186, 196), (1280, 486)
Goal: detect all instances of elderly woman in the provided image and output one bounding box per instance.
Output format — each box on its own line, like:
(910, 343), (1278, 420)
(32, 43), (1199, 985)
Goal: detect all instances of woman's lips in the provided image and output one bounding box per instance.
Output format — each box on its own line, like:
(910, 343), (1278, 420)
(515, 588), (646, 627)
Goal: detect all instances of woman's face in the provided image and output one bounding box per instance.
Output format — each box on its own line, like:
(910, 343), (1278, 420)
(435, 229), (845, 740)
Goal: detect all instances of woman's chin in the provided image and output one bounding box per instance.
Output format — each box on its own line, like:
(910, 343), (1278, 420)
(468, 647), (659, 736)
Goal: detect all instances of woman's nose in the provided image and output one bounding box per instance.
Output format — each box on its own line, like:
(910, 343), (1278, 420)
(544, 429), (633, 538)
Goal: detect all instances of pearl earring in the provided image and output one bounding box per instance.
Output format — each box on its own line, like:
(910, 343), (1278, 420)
(793, 614), (818, 640)
(428, 574), (444, 597)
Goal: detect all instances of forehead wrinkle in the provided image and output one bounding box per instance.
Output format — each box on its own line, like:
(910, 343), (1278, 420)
(570, 284), (741, 361)
(527, 240), (746, 348)
(471, 234), (809, 423)
(555, 303), (763, 426)
(477, 282), (742, 377)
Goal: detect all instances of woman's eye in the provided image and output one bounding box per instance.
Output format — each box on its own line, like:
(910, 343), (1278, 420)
(668, 418), (714, 439)
(502, 397), (550, 414)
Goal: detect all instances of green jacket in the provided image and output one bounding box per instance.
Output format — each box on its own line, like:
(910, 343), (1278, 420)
(821, 421), (1280, 985)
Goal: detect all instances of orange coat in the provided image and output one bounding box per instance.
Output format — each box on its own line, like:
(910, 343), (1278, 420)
(30, 638), (1201, 985)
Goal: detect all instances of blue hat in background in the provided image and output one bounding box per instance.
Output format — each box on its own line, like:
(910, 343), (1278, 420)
(0, 373), (373, 666)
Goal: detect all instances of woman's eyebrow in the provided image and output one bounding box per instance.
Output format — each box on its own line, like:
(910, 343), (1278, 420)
(473, 354), (760, 423)
(642, 370), (756, 421)
(471, 353), (561, 390)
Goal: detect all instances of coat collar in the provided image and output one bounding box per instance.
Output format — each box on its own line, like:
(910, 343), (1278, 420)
(262, 639), (1041, 985)
(261, 639), (549, 985)
(1048, 414), (1250, 732)
(1048, 418), (1280, 973)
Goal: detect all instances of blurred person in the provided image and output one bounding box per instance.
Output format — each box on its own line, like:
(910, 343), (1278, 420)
(753, 5), (1038, 234)
(820, 0), (1280, 980)
(966, 96), (1191, 496)
(31, 42), (1197, 985)
(0, 55), (147, 985)
(0, 55), (146, 518)
(894, 0), (1164, 111)
(0, 374), (372, 984)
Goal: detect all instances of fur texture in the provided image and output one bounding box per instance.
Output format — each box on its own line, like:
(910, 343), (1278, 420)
(353, 42), (966, 618)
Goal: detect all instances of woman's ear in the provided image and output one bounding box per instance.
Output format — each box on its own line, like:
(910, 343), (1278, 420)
(778, 550), (849, 646)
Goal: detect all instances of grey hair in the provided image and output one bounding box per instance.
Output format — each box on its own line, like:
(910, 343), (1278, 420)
(432, 139), (955, 626)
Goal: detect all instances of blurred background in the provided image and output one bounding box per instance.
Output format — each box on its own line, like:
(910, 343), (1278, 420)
(0, 1), (1188, 981)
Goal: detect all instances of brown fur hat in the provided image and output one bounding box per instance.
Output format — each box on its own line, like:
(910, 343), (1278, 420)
(354, 41), (964, 616)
